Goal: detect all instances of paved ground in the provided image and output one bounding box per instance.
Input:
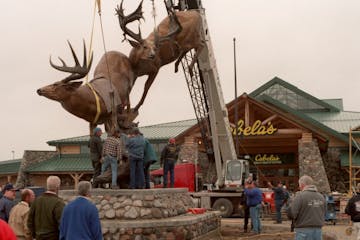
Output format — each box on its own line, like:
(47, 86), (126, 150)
(199, 218), (356, 240)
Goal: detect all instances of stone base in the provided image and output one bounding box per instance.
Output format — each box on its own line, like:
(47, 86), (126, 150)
(59, 188), (221, 239)
(102, 211), (221, 240)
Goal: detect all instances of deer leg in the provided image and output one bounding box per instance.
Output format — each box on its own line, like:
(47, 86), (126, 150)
(89, 123), (97, 136)
(134, 73), (157, 111)
(174, 50), (187, 73)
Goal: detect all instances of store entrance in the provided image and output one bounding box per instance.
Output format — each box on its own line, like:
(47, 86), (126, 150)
(255, 166), (299, 192)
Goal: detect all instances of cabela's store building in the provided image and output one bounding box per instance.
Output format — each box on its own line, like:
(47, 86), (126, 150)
(2, 77), (360, 193)
(176, 77), (360, 193)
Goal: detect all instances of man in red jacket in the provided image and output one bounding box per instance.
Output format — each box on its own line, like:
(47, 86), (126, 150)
(0, 219), (16, 240)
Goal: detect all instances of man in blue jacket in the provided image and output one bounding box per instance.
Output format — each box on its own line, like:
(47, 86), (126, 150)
(244, 180), (262, 234)
(144, 138), (157, 189)
(60, 181), (102, 240)
(122, 128), (146, 189)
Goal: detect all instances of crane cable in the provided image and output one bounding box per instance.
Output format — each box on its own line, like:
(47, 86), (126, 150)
(96, 0), (117, 130)
(85, 0), (116, 126)
(85, 0), (102, 125)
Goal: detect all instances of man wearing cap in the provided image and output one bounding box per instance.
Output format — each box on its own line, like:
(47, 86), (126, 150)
(122, 128), (146, 189)
(0, 183), (17, 222)
(160, 138), (179, 188)
(345, 182), (360, 239)
(89, 127), (103, 187)
(267, 181), (286, 223)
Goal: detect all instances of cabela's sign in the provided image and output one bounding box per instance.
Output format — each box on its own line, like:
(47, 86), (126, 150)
(254, 154), (282, 164)
(232, 120), (277, 136)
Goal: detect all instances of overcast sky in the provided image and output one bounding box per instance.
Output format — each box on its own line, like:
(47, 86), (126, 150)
(1, 0), (360, 161)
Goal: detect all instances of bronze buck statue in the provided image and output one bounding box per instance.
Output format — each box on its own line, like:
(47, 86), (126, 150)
(37, 41), (136, 132)
(116, 0), (204, 111)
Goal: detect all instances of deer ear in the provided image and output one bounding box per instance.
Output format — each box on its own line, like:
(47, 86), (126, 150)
(128, 40), (140, 48)
(65, 81), (82, 90)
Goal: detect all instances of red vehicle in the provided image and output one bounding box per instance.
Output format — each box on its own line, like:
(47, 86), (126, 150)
(261, 188), (275, 212)
(150, 163), (200, 192)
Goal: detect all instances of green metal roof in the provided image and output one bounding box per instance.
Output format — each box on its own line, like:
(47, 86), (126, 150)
(306, 111), (360, 134)
(47, 119), (197, 146)
(26, 154), (92, 173)
(340, 151), (360, 167)
(0, 159), (21, 175)
(250, 77), (340, 113)
(322, 99), (344, 111)
(257, 94), (349, 143)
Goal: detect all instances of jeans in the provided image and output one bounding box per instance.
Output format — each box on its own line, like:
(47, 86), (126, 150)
(101, 155), (118, 187)
(130, 156), (144, 189)
(163, 159), (175, 187)
(249, 204), (261, 233)
(144, 162), (151, 189)
(275, 199), (283, 223)
(91, 155), (101, 182)
(294, 228), (322, 240)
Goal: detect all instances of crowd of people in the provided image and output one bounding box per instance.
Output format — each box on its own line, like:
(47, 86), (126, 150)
(243, 175), (326, 239)
(0, 177), (102, 240)
(89, 127), (179, 189)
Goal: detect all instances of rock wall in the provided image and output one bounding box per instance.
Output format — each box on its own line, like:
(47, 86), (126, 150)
(15, 150), (57, 188)
(59, 188), (221, 240)
(298, 136), (330, 193)
(323, 148), (348, 192)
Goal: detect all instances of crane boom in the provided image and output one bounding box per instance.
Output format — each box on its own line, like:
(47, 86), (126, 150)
(167, 0), (246, 188)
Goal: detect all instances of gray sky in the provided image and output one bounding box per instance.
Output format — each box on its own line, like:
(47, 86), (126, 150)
(1, 0), (360, 161)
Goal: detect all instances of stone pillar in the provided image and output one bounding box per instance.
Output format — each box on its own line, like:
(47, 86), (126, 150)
(15, 150), (57, 188)
(179, 136), (198, 164)
(298, 133), (330, 193)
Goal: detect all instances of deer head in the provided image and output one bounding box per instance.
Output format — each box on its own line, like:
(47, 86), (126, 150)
(37, 40), (93, 101)
(116, 0), (182, 64)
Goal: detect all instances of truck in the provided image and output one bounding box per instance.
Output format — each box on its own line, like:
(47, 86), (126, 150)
(151, 0), (251, 217)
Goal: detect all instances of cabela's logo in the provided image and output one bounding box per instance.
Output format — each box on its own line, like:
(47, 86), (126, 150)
(254, 154), (281, 164)
(232, 120), (277, 136)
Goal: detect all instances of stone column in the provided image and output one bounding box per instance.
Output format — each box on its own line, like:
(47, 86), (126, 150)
(15, 150), (57, 188)
(298, 133), (330, 193)
(178, 136), (198, 164)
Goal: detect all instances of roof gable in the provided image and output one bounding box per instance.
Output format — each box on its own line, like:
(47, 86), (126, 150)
(249, 77), (340, 113)
(256, 94), (348, 143)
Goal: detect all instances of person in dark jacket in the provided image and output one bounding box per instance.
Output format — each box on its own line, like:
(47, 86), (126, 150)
(122, 128), (146, 189)
(144, 138), (157, 189)
(160, 138), (179, 188)
(268, 181), (285, 223)
(244, 180), (262, 234)
(345, 182), (360, 239)
(89, 127), (103, 187)
(0, 183), (16, 222)
(28, 176), (65, 240)
(287, 175), (325, 240)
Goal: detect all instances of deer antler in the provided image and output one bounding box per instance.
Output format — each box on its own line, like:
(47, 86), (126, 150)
(50, 40), (93, 82)
(116, 0), (144, 43)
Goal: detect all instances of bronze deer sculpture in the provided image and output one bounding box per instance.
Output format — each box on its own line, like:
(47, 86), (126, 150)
(116, 0), (204, 112)
(37, 41), (136, 133)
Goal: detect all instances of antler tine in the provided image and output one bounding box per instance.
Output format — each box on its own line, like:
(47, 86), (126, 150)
(116, 0), (144, 43)
(49, 40), (93, 82)
(67, 40), (80, 67)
